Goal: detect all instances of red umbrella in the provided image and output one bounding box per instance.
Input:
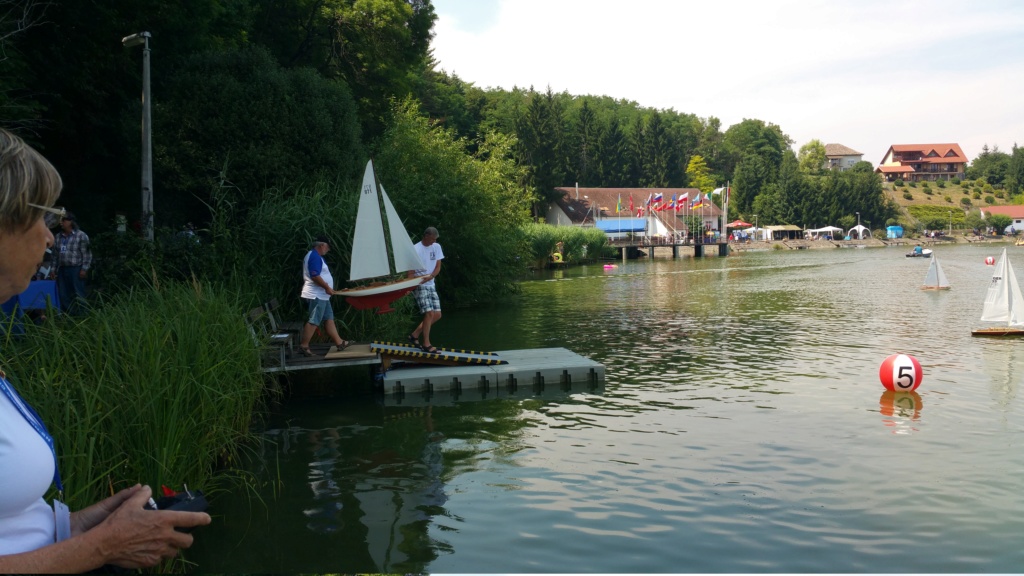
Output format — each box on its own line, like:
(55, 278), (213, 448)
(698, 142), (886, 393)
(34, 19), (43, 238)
(727, 219), (752, 228)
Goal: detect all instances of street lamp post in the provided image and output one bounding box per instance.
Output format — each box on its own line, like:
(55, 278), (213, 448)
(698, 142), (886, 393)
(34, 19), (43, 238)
(123, 31), (153, 241)
(753, 214), (758, 241)
(948, 210), (952, 236)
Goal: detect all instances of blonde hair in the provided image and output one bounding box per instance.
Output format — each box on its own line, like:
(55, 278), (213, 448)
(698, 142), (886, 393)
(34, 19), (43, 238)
(0, 128), (63, 233)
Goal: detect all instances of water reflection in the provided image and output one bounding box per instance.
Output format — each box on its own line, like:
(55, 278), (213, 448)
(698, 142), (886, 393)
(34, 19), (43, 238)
(879, 390), (923, 434)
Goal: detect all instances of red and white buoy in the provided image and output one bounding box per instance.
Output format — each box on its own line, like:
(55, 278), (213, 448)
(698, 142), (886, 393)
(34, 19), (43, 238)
(986, 256), (996, 266)
(879, 354), (923, 391)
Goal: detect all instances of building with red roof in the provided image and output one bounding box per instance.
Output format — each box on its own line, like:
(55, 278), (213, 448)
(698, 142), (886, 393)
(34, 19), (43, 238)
(875, 143), (967, 182)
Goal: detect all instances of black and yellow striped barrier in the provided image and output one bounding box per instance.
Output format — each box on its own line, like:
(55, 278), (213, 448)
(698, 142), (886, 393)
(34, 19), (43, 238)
(371, 341), (507, 365)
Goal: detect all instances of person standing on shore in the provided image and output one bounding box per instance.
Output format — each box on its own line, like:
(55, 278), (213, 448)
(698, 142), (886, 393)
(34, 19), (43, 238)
(407, 227), (444, 354)
(53, 211), (91, 314)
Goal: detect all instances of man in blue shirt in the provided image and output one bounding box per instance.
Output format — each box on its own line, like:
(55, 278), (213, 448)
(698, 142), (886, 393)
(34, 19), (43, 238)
(298, 235), (350, 357)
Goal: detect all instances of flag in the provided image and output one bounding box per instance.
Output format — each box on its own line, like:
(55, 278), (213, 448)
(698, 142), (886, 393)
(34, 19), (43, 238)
(712, 187), (724, 195)
(637, 208), (644, 218)
(629, 194), (634, 212)
(653, 193), (664, 204)
(725, 186), (731, 204)
(616, 194), (623, 213)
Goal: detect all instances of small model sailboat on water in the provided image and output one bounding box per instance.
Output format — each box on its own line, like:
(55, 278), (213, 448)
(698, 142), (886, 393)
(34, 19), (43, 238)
(972, 248), (1024, 336)
(920, 255), (950, 290)
(335, 160), (425, 313)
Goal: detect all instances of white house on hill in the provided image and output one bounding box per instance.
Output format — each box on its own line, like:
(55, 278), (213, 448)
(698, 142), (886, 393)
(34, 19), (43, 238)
(824, 143), (863, 171)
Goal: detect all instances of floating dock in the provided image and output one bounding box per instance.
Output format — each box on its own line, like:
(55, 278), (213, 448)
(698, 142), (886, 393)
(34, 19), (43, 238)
(378, 347), (605, 395)
(261, 341), (606, 395)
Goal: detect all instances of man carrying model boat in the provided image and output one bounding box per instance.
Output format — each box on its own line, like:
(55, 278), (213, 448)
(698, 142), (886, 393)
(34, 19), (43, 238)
(407, 227), (444, 354)
(298, 235), (352, 356)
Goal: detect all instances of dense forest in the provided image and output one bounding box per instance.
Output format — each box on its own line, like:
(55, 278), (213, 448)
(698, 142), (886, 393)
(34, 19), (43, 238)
(4, 0), (1023, 243)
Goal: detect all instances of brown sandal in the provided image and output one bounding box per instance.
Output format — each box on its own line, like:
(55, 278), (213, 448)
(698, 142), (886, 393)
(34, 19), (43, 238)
(299, 346), (315, 357)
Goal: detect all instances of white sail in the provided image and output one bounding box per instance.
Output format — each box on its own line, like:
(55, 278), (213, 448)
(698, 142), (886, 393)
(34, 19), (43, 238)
(380, 184), (425, 273)
(923, 256), (950, 288)
(980, 249), (1024, 326)
(350, 160), (390, 281)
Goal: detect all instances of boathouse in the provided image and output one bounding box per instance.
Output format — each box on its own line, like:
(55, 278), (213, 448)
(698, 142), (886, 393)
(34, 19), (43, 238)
(547, 187), (722, 239)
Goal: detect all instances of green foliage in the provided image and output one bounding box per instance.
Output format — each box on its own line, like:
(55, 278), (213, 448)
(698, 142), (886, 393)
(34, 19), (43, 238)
(961, 197), (972, 208)
(923, 188), (933, 196)
(951, 177), (960, 185)
(375, 99), (533, 305)
(936, 179), (946, 188)
(973, 191), (982, 200)
(685, 154), (715, 194)
(903, 191), (914, 200)
(1008, 145), (1024, 195)
(907, 205), (964, 228)
(797, 139), (826, 175)
(909, 181), (917, 188)
(988, 213), (1012, 232)
(967, 144), (1009, 185)
(90, 227), (216, 299)
(4, 281), (265, 512)
(520, 223), (610, 267)
(985, 195), (996, 204)
(944, 195), (952, 203)
(996, 190), (1006, 199)
(154, 45), (364, 222)
(894, 179), (904, 187)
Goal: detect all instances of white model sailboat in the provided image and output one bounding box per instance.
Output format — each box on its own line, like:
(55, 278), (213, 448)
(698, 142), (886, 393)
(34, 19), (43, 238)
(972, 248), (1024, 336)
(920, 255), (950, 290)
(335, 160), (425, 313)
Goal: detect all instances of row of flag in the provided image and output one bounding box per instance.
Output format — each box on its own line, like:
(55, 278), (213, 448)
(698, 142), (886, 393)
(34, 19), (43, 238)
(613, 188), (730, 215)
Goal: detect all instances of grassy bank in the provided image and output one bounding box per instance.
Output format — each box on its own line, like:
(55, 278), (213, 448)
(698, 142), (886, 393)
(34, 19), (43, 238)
(2, 280), (266, 511)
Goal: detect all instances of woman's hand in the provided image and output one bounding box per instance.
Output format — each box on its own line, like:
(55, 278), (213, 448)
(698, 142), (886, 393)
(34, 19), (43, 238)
(87, 485), (211, 568)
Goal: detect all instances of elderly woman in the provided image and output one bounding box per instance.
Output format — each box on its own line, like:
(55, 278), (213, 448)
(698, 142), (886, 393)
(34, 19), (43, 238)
(0, 128), (210, 572)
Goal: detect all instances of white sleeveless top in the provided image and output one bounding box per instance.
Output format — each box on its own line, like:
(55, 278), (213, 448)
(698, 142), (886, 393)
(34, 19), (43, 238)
(0, 384), (56, 554)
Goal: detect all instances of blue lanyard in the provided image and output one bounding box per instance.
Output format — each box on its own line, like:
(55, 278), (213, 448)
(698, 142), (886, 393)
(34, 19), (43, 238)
(0, 375), (64, 495)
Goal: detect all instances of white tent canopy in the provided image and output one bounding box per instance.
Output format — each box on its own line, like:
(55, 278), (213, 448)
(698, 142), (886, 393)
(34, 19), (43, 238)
(806, 226), (844, 239)
(847, 224), (871, 239)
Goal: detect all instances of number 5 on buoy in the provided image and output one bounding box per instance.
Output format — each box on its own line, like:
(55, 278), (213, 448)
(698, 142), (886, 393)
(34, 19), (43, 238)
(879, 354), (923, 391)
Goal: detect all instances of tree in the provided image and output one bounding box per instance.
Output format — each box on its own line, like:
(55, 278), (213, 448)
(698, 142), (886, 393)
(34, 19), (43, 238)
(376, 99), (532, 302)
(685, 154), (715, 194)
(988, 213), (1013, 234)
(571, 99), (598, 185)
(798, 139), (826, 175)
(247, 0), (436, 138)
(731, 154), (771, 215)
(1007, 144), (1024, 196)
(967, 143), (1010, 185)
(154, 46), (364, 222)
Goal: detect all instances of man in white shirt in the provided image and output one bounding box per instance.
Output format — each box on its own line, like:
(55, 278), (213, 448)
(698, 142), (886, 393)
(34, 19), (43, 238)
(407, 227), (444, 353)
(298, 235), (351, 356)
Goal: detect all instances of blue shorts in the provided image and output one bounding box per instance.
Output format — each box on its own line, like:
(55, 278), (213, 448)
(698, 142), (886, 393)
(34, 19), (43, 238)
(304, 298), (334, 325)
(413, 285), (441, 313)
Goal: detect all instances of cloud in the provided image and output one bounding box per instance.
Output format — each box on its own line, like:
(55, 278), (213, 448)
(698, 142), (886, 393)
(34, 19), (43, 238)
(431, 0), (1024, 164)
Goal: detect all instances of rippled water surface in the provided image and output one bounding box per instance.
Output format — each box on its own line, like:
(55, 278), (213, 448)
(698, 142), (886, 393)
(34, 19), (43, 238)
(191, 245), (1024, 573)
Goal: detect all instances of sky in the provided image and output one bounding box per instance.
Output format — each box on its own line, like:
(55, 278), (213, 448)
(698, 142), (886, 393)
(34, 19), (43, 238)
(430, 0), (1024, 167)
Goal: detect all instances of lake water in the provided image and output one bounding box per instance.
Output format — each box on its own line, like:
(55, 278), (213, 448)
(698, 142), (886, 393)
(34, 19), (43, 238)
(190, 244), (1024, 573)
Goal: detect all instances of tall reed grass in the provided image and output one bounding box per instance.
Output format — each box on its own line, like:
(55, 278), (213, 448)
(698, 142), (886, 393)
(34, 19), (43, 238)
(521, 223), (612, 268)
(2, 279), (266, 511)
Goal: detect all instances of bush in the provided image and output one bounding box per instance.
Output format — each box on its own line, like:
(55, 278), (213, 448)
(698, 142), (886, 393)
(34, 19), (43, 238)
(951, 177), (961, 185)
(936, 180), (946, 188)
(963, 188), (970, 195)
(985, 195), (996, 204)
(961, 197), (972, 208)
(973, 191), (982, 200)
(903, 191), (914, 200)
(996, 190), (1006, 199)
(909, 181), (917, 188)
(924, 188), (933, 196)
(894, 179), (904, 187)
(944, 195), (952, 203)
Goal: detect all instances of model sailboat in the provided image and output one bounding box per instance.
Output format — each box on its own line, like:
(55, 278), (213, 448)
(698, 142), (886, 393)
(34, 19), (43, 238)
(335, 160), (425, 313)
(920, 255), (950, 290)
(972, 248), (1024, 336)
